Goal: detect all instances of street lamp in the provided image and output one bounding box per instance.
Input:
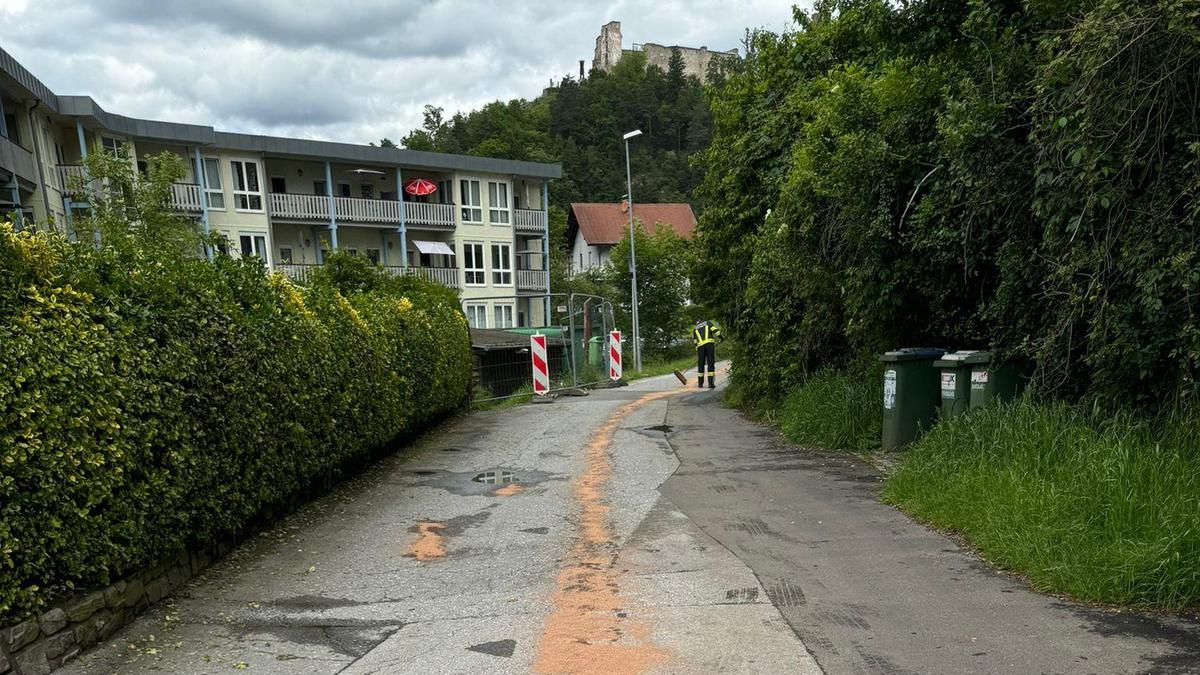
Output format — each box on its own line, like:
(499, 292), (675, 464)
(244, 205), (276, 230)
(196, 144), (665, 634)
(623, 129), (643, 372)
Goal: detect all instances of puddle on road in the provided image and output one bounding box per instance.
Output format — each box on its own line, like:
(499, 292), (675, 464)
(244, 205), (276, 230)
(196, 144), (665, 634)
(410, 470), (438, 476)
(644, 425), (674, 433)
(472, 470), (517, 484)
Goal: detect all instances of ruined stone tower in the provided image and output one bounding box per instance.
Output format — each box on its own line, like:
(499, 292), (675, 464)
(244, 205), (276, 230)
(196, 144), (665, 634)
(591, 20), (738, 83)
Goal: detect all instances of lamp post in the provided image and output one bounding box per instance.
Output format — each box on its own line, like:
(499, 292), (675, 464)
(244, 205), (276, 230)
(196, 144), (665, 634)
(623, 129), (643, 372)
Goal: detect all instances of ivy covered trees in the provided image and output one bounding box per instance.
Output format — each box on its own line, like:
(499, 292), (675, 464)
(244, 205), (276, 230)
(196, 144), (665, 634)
(693, 0), (1200, 407)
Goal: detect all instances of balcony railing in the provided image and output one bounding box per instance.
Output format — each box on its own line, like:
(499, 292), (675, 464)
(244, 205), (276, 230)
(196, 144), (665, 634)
(514, 209), (547, 234)
(169, 182), (203, 211)
(56, 164), (89, 194)
(404, 201), (456, 229)
(268, 193), (456, 229)
(269, 193), (330, 221)
(517, 269), (548, 291)
(276, 262), (459, 288)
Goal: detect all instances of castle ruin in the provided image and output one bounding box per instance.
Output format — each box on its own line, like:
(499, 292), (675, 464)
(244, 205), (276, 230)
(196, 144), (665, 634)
(592, 21), (738, 83)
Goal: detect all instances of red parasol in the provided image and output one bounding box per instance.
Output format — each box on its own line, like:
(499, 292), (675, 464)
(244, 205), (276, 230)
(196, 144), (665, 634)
(404, 178), (437, 196)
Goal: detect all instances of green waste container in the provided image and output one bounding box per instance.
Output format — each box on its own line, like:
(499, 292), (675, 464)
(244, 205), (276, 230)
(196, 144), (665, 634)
(880, 348), (946, 451)
(963, 351), (1022, 409)
(933, 351), (977, 419)
(588, 336), (604, 369)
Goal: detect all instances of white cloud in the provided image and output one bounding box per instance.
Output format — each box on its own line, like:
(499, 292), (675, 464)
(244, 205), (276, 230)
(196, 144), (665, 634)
(2, 1), (801, 144)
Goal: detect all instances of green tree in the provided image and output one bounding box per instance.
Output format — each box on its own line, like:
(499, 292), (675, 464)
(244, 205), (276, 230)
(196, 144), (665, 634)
(607, 220), (692, 356)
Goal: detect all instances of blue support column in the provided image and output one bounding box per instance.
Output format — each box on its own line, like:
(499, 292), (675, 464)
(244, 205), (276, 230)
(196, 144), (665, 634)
(324, 161), (338, 249)
(542, 180), (551, 323)
(75, 121), (88, 160)
(396, 167), (408, 266)
(191, 146), (212, 258)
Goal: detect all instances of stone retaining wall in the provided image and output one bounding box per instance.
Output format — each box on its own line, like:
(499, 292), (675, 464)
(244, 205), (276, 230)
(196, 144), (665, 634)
(0, 542), (229, 675)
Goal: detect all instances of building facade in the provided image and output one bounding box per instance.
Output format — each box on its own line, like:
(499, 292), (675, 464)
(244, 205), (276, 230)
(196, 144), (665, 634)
(592, 21), (738, 83)
(0, 47), (559, 330)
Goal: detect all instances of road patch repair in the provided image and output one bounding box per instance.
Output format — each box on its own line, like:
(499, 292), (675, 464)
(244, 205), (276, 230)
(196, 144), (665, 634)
(57, 369), (1196, 674)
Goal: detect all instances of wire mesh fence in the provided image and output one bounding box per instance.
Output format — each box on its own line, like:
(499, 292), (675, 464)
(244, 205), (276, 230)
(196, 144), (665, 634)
(464, 293), (620, 403)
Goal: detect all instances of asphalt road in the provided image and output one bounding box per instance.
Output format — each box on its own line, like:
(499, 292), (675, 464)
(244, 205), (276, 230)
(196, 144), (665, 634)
(61, 370), (1199, 674)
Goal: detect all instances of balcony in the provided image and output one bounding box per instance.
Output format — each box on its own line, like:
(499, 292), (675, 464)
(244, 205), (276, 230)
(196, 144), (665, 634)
(57, 165), (202, 213)
(268, 193), (456, 230)
(169, 182), (203, 211)
(517, 269), (548, 292)
(275, 262), (460, 289)
(514, 209), (547, 234)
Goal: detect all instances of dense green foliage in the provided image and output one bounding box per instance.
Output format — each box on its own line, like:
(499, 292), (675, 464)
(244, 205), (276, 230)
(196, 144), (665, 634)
(884, 397), (1200, 608)
(401, 50), (725, 210)
(606, 222), (693, 355)
(0, 157), (470, 625)
(773, 364), (883, 453)
(694, 0), (1200, 407)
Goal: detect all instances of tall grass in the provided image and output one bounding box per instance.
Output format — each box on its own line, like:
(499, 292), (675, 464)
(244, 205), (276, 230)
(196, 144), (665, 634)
(776, 365), (882, 453)
(883, 397), (1200, 609)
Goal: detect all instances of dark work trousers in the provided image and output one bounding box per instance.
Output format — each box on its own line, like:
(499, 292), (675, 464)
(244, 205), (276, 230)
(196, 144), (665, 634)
(697, 343), (716, 386)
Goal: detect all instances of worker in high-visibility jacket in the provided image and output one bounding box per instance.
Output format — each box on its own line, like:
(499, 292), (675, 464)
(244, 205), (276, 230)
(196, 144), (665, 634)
(692, 319), (724, 389)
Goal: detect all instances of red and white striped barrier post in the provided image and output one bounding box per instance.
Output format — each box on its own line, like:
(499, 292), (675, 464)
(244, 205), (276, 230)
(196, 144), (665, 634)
(609, 330), (622, 381)
(531, 333), (549, 396)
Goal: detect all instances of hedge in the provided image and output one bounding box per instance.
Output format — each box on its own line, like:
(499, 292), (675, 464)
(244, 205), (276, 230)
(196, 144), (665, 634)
(0, 225), (471, 625)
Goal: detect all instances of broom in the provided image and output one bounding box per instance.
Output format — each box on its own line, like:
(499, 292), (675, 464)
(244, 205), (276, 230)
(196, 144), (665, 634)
(672, 369), (688, 385)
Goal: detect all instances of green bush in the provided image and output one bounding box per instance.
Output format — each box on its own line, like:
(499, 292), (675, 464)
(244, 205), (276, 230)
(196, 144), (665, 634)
(883, 397), (1200, 609)
(775, 364), (882, 453)
(0, 224), (470, 625)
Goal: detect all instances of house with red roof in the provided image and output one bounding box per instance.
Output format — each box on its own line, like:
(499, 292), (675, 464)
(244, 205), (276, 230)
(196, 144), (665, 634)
(567, 201), (697, 272)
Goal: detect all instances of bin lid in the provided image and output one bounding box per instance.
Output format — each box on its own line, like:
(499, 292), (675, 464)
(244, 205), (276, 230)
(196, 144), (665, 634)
(962, 351), (994, 365)
(879, 347), (946, 363)
(934, 350), (978, 367)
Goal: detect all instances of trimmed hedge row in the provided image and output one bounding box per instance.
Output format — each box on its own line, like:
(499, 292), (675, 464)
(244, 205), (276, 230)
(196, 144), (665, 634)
(0, 226), (471, 625)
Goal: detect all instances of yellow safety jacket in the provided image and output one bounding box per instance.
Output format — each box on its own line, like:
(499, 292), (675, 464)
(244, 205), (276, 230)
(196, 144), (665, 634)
(692, 323), (723, 348)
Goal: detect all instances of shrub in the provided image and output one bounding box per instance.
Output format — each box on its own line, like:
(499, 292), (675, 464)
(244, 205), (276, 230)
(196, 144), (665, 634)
(775, 364), (882, 453)
(883, 397), (1200, 609)
(0, 223), (470, 625)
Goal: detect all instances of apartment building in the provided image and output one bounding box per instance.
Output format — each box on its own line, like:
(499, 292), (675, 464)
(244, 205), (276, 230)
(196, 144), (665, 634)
(0, 46), (559, 329)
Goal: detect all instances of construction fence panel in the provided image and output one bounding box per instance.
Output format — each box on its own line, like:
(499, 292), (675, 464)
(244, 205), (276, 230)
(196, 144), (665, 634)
(463, 293), (619, 403)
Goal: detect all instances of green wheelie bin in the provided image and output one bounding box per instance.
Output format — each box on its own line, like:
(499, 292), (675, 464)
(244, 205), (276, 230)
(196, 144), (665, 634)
(933, 351), (977, 419)
(963, 351), (1022, 409)
(880, 348), (945, 450)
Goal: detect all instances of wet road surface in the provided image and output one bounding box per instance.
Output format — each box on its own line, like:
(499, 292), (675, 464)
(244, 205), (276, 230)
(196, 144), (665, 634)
(61, 370), (1198, 674)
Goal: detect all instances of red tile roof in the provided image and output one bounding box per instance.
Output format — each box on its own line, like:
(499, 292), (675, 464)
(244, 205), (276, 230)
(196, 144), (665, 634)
(569, 202), (697, 246)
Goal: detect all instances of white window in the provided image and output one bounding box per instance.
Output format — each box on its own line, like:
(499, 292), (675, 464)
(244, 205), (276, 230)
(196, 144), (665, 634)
(366, 248), (380, 265)
(239, 234), (268, 262)
(278, 247), (294, 264)
(202, 157), (225, 209)
(101, 136), (124, 158)
(463, 242), (485, 286)
(465, 304), (487, 328)
(460, 179), (482, 223)
(230, 160), (263, 211)
(493, 304), (514, 329)
(488, 181), (509, 224)
(490, 242), (512, 286)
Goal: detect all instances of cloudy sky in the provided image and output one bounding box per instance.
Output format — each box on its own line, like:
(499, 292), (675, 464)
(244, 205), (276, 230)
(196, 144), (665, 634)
(2, 1), (799, 145)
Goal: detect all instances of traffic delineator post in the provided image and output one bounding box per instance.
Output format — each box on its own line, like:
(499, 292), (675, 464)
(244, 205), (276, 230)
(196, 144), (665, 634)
(531, 333), (549, 396)
(609, 330), (622, 381)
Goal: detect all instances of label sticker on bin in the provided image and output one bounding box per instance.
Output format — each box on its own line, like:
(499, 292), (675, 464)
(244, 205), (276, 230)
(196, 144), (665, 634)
(971, 370), (989, 391)
(883, 370), (897, 410)
(941, 373), (957, 399)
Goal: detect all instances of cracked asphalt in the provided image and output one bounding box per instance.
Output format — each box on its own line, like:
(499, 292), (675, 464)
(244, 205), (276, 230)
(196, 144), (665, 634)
(61, 369), (1199, 674)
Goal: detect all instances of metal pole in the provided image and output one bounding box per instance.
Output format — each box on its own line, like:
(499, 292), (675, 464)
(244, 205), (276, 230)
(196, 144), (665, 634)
(624, 138), (642, 372)
(567, 293), (579, 387)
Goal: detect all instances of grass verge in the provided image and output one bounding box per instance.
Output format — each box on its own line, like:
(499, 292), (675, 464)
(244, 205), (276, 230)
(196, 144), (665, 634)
(882, 396), (1200, 609)
(775, 364), (883, 453)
